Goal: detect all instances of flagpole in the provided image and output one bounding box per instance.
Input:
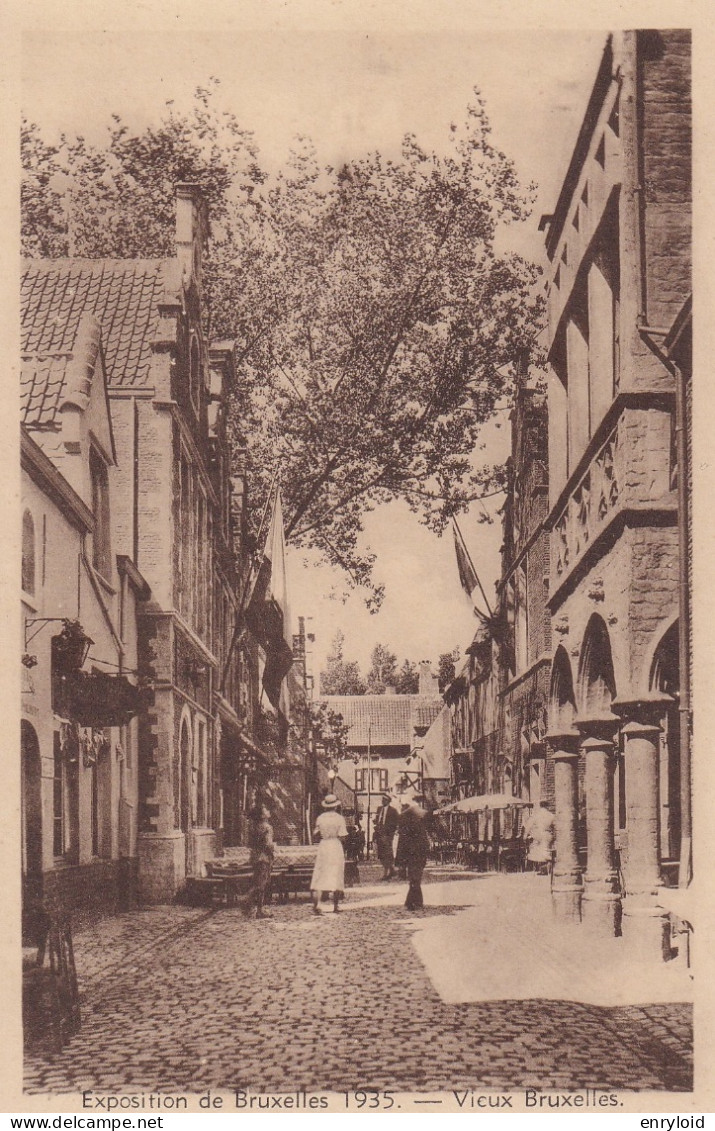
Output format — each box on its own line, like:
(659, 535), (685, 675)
(453, 517), (495, 620)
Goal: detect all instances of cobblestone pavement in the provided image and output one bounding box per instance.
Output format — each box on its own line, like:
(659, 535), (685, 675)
(24, 867), (693, 1095)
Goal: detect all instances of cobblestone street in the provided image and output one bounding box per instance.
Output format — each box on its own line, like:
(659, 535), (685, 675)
(24, 866), (693, 1097)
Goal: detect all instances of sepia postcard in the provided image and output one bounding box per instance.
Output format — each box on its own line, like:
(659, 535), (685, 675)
(3, 0), (714, 1119)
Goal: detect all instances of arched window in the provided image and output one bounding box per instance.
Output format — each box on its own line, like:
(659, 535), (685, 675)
(22, 510), (35, 595)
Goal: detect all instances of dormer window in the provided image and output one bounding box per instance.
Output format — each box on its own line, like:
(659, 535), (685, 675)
(90, 447), (112, 579)
(22, 509), (35, 596)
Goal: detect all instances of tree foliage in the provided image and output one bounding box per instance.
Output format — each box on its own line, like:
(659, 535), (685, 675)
(438, 646), (462, 691)
(394, 659), (420, 695)
(320, 636), (430, 697)
(307, 701), (350, 765)
(319, 631), (367, 696)
(365, 644), (399, 695)
(22, 81), (544, 604)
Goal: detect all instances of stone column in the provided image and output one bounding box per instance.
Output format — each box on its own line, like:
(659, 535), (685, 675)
(547, 732), (582, 920)
(614, 698), (671, 961)
(578, 723), (620, 936)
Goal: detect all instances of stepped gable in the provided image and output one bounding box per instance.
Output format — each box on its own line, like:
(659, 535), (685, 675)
(21, 258), (168, 390)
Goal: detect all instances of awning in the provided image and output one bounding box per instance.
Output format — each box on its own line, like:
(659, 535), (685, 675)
(62, 670), (148, 728)
(440, 792), (533, 813)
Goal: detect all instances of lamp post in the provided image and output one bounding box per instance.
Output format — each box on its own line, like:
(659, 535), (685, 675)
(366, 723), (372, 861)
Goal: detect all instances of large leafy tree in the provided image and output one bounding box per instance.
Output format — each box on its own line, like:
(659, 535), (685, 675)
(319, 631), (367, 696)
(365, 644), (399, 695)
(22, 83), (543, 605)
(394, 659), (420, 695)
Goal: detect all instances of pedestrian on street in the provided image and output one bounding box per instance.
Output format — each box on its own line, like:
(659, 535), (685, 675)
(398, 795), (431, 911)
(353, 818), (366, 862)
(394, 818), (408, 881)
(523, 802), (555, 875)
(310, 794), (348, 915)
(243, 804), (275, 919)
(373, 793), (399, 880)
(343, 819), (362, 887)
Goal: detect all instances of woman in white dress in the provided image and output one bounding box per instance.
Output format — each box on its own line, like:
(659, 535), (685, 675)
(310, 794), (347, 915)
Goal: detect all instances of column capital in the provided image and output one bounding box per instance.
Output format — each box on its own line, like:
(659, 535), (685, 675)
(574, 714), (619, 742)
(544, 730), (580, 758)
(612, 694), (673, 728)
(580, 734), (618, 755)
(621, 719), (663, 740)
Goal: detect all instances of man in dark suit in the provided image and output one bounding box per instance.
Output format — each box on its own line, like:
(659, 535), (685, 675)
(398, 795), (431, 911)
(373, 793), (398, 880)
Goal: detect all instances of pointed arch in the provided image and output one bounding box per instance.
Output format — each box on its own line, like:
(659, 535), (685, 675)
(577, 614), (616, 718)
(549, 645), (577, 733)
(648, 616), (679, 696)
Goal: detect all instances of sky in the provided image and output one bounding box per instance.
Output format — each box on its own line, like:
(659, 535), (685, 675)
(21, 21), (607, 677)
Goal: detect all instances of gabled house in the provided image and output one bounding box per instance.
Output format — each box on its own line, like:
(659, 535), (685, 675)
(323, 663), (445, 842)
(21, 185), (260, 902)
(21, 312), (149, 912)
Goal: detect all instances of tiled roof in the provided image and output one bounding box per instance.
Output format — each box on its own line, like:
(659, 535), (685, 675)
(22, 259), (168, 389)
(413, 699), (444, 731)
(21, 354), (70, 427)
(321, 693), (445, 748)
(321, 695), (413, 747)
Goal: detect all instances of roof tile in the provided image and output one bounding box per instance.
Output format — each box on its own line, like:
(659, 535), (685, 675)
(21, 258), (169, 390)
(321, 693), (446, 749)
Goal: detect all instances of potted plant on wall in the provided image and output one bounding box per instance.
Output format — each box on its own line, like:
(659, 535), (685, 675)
(53, 619), (93, 672)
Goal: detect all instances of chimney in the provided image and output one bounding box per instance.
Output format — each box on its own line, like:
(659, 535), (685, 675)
(175, 183), (209, 291)
(418, 660), (438, 698)
(384, 685), (397, 696)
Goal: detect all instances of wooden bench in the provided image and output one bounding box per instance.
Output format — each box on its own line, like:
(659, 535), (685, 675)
(273, 864), (314, 903)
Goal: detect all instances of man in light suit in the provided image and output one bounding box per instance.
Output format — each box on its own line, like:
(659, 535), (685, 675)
(373, 793), (399, 880)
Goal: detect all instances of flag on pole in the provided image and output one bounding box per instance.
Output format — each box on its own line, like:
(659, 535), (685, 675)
(245, 489), (294, 711)
(453, 520), (479, 599)
(452, 518), (495, 621)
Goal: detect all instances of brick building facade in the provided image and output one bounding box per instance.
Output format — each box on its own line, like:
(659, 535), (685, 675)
(541, 30), (691, 953)
(445, 390), (552, 815)
(499, 389), (553, 811)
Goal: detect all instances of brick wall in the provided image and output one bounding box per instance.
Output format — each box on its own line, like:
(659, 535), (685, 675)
(640, 30), (691, 331)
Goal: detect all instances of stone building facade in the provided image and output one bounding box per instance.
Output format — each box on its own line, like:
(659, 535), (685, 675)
(22, 186), (261, 903)
(540, 30), (691, 954)
(21, 313), (149, 913)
